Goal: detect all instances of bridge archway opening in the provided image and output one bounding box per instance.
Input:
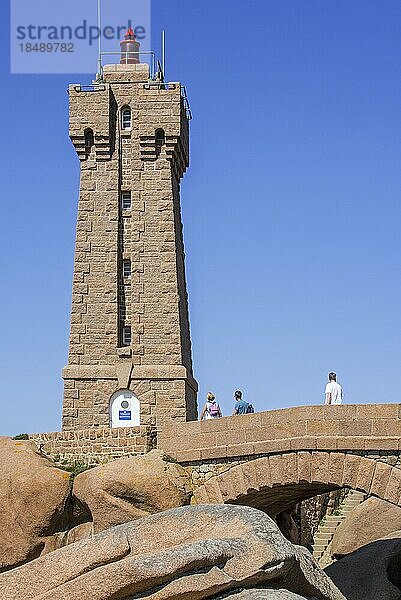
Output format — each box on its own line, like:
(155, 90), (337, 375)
(230, 482), (339, 517)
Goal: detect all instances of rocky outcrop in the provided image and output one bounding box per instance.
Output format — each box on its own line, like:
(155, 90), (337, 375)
(0, 443), (194, 570)
(326, 530), (401, 600)
(73, 450), (191, 532)
(0, 505), (346, 600)
(330, 497), (401, 557)
(0, 437), (71, 572)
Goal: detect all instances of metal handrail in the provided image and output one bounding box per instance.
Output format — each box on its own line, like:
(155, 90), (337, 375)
(71, 84), (106, 93)
(181, 86), (193, 121)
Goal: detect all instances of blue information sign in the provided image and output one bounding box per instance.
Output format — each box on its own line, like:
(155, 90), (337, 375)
(119, 410), (132, 420)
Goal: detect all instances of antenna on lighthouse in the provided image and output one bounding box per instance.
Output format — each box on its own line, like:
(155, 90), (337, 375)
(162, 30), (166, 79)
(95, 0), (103, 82)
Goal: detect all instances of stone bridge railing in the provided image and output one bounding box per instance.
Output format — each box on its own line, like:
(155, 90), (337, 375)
(158, 403), (401, 462)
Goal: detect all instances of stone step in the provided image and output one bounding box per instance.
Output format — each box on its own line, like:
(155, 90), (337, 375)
(314, 533), (333, 542)
(312, 491), (367, 568)
(324, 518), (343, 524)
(319, 526), (338, 533)
(312, 544), (326, 552)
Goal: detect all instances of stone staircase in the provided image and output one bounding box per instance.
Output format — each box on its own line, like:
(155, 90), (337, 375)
(312, 490), (366, 567)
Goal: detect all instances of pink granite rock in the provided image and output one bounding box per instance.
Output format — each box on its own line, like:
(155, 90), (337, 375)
(0, 505), (345, 600)
(73, 450), (191, 533)
(0, 437), (71, 571)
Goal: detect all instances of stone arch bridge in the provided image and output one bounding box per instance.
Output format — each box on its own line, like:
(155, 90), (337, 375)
(159, 403), (401, 514)
(33, 403), (401, 515)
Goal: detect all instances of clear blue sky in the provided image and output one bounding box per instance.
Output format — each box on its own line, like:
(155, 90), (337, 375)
(1, 0), (401, 435)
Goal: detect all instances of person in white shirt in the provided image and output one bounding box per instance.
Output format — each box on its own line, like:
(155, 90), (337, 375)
(325, 372), (343, 405)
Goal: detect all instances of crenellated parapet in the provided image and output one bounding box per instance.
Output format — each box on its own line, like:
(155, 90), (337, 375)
(69, 84), (113, 161)
(139, 132), (189, 179)
(138, 83), (189, 179)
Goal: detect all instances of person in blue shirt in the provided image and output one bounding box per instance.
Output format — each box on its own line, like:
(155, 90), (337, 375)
(232, 390), (250, 415)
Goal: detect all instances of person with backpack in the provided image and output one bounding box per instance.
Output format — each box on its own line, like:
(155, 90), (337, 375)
(232, 390), (255, 415)
(200, 392), (222, 420)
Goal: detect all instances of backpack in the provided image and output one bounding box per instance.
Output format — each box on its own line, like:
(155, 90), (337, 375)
(246, 403), (255, 414)
(208, 401), (220, 417)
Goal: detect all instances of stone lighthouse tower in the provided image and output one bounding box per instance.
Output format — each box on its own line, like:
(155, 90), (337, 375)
(62, 32), (198, 430)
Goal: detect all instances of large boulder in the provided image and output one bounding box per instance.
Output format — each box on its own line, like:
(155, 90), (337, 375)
(0, 437), (71, 571)
(326, 531), (401, 600)
(0, 505), (346, 600)
(331, 497), (401, 557)
(73, 450), (191, 532)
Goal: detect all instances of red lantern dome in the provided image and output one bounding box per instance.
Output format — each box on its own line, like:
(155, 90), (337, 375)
(120, 27), (140, 64)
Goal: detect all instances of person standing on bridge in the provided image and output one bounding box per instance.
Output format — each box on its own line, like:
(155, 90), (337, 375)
(232, 390), (254, 415)
(325, 372), (343, 405)
(200, 392), (222, 420)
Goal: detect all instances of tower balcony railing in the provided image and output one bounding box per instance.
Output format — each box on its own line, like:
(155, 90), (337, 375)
(181, 86), (192, 121)
(69, 50), (192, 120)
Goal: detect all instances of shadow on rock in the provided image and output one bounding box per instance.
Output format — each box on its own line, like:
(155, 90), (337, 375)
(326, 532), (401, 600)
(216, 591), (310, 599)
